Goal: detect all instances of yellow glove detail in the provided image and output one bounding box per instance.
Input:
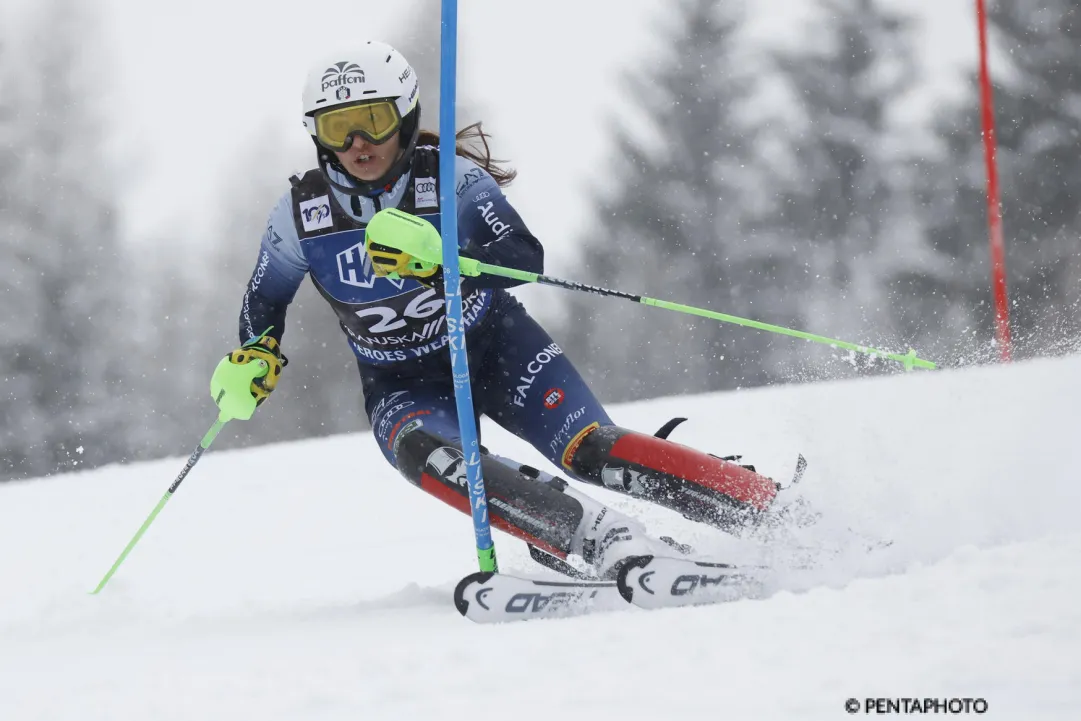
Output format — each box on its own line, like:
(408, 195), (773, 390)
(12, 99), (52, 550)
(226, 335), (286, 406)
(365, 238), (441, 280)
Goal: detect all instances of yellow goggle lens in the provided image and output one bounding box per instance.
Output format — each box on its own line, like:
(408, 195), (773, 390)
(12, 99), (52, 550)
(314, 101), (401, 149)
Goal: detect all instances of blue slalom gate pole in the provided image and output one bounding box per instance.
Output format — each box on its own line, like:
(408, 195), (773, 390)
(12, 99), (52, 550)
(439, 0), (497, 573)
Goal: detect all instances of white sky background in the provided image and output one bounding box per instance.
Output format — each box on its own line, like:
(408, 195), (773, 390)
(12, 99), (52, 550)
(93, 0), (982, 283)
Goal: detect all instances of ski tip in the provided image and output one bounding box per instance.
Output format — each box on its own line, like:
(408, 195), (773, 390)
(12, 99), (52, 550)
(615, 555), (654, 604)
(453, 571), (495, 617)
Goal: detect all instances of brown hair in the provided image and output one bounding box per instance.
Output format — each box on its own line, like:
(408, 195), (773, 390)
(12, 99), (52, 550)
(416, 121), (518, 187)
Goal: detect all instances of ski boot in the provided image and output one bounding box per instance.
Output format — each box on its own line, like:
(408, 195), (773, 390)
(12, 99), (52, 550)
(487, 453), (690, 580)
(563, 418), (785, 535)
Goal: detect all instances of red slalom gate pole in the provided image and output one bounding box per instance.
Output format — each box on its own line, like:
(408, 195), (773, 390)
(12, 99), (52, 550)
(975, 0), (1012, 361)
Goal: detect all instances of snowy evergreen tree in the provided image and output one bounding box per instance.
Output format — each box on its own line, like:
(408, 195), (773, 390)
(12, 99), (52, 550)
(925, 1), (1081, 358)
(0, 0), (135, 480)
(389, 0), (475, 130)
(563, 0), (788, 402)
(763, 0), (922, 376)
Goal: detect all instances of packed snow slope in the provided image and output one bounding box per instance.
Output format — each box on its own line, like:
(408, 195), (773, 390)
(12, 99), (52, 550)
(2, 355), (1080, 720)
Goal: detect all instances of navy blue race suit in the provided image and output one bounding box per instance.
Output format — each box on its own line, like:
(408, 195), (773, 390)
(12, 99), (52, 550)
(239, 146), (612, 472)
(236, 144), (777, 559)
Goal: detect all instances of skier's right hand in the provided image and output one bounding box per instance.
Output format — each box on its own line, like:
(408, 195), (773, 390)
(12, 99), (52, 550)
(215, 335), (288, 408)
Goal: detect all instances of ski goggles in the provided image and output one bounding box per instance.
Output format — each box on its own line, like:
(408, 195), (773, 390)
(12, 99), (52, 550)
(313, 99), (402, 151)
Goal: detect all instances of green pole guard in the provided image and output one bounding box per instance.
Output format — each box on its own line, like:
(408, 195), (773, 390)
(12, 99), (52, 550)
(367, 208), (443, 263)
(210, 356), (268, 422)
(367, 208), (482, 278)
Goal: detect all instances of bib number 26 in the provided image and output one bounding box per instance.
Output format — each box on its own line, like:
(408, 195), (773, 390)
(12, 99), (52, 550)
(353, 287), (443, 334)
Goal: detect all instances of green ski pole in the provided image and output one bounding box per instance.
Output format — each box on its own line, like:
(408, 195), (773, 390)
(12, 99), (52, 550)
(90, 354), (270, 594)
(457, 261), (936, 371)
(90, 418), (227, 594)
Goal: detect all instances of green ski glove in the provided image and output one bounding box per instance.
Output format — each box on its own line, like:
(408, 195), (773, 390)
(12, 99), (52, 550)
(365, 208), (481, 279)
(210, 335), (287, 421)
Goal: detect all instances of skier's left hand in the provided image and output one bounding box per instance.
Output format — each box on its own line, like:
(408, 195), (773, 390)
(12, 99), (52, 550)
(365, 208), (479, 280)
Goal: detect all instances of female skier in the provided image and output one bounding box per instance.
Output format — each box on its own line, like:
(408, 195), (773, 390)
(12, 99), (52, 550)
(214, 41), (779, 579)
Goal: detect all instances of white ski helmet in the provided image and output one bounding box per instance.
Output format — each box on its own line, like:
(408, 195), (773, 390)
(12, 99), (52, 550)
(301, 41), (422, 193)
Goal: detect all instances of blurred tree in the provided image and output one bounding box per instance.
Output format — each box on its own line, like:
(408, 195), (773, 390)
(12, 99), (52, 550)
(0, 0), (136, 480)
(763, 0), (923, 377)
(563, 0), (798, 402)
(390, 0), (478, 131)
(123, 127), (365, 460)
(924, 0), (1081, 359)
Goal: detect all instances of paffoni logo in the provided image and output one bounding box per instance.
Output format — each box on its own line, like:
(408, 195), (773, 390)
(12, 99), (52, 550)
(322, 61), (365, 93)
(337, 240), (404, 290)
(299, 195), (333, 232)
